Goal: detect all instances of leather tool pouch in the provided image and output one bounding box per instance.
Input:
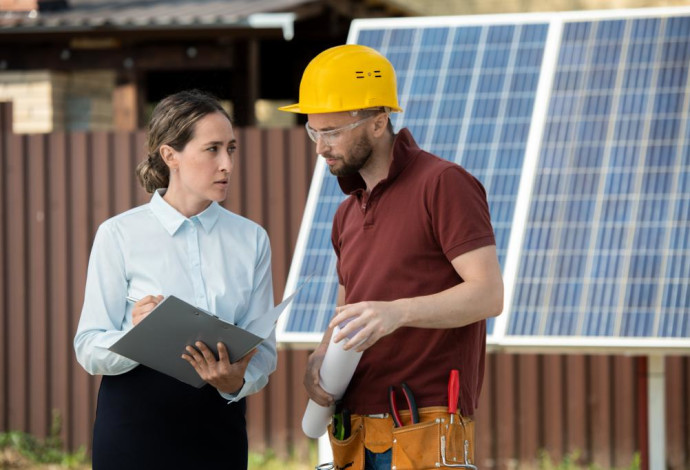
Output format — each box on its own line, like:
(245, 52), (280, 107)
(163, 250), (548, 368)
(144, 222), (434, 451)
(328, 407), (475, 470)
(391, 406), (475, 470)
(328, 415), (365, 470)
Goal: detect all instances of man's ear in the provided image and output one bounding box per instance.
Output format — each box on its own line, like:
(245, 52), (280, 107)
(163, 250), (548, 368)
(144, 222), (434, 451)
(159, 144), (178, 171)
(372, 113), (389, 136)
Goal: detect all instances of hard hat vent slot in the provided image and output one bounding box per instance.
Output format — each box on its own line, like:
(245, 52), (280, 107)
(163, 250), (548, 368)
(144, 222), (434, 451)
(354, 70), (383, 79)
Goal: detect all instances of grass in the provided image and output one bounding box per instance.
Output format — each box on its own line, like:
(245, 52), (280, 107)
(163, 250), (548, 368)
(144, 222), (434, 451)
(0, 412), (88, 469)
(538, 450), (641, 470)
(248, 448), (317, 470)
(0, 421), (317, 470)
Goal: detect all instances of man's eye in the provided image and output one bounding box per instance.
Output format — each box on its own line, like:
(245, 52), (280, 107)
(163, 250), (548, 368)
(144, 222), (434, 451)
(228, 146), (237, 154)
(207, 146), (217, 152)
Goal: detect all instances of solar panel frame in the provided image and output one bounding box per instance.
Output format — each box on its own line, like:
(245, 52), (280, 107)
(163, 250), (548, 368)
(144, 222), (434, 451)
(277, 7), (690, 353)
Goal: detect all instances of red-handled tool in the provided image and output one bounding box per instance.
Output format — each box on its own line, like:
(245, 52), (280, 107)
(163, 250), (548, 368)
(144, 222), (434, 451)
(448, 369), (459, 423)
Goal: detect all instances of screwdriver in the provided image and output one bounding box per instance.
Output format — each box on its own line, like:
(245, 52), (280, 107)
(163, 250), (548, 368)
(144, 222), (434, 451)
(448, 369), (459, 424)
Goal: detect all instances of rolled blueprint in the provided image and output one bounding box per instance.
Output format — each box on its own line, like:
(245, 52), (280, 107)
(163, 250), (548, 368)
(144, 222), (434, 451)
(302, 325), (363, 438)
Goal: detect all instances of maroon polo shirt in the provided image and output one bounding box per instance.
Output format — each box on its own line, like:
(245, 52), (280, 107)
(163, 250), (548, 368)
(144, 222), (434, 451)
(331, 128), (495, 417)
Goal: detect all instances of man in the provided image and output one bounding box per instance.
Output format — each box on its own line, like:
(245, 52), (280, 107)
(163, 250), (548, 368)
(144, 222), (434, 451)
(280, 44), (503, 470)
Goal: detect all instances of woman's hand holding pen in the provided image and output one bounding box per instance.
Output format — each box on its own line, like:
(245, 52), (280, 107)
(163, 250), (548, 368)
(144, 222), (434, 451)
(131, 295), (164, 326)
(182, 342), (257, 395)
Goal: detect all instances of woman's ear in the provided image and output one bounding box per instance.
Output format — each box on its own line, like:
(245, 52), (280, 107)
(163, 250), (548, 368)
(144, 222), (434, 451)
(159, 144), (178, 172)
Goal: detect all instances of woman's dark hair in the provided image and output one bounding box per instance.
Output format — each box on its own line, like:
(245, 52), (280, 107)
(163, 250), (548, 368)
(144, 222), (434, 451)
(136, 90), (232, 193)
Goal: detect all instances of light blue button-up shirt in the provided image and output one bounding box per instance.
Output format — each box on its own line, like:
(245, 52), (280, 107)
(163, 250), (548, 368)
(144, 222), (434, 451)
(74, 190), (276, 402)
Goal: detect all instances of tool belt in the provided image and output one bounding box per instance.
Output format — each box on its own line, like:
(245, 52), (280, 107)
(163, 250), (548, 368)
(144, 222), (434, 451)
(327, 406), (476, 470)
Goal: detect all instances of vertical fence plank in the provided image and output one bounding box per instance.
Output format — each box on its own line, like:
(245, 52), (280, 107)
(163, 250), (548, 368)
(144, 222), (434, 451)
(612, 356), (636, 468)
(542, 355), (565, 461)
(113, 132), (137, 214)
(7, 134), (27, 432)
(564, 355), (587, 460)
(48, 132), (71, 447)
(495, 353), (516, 469)
(589, 356), (613, 468)
(517, 354), (539, 467)
(69, 132), (94, 450)
(28, 134), (50, 438)
(474, 353), (493, 468)
(266, 129), (289, 302)
(239, 128), (265, 227)
(666, 356), (685, 469)
(267, 350), (290, 458)
(0, 104), (7, 430)
(289, 349), (311, 461)
(247, 387), (268, 453)
(685, 357), (689, 470)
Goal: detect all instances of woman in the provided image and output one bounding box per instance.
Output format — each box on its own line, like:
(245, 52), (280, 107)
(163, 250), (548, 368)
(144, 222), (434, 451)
(74, 90), (276, 469)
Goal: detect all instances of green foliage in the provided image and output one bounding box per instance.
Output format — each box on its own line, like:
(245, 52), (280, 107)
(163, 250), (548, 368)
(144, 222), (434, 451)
(248, 444), (318, 470)
(0, 411), (88, 468)
(538, 449), (641, 470)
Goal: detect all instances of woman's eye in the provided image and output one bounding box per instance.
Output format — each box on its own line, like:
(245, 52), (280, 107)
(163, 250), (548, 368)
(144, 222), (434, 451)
(228, 146), (237, 154)
(207, 146), (218, 152)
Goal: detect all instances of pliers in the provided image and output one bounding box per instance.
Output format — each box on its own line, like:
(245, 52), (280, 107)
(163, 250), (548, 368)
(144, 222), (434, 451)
(388, 382), (419, 427)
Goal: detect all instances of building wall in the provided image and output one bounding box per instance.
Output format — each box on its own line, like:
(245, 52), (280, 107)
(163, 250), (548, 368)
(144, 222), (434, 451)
(388, 0), (690, 16)
(0, 71), (54, 133)
(0, 70), (114, 133)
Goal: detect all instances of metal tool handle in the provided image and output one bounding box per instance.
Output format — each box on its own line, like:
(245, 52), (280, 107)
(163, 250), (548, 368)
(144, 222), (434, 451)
(440, 435), (478, 469)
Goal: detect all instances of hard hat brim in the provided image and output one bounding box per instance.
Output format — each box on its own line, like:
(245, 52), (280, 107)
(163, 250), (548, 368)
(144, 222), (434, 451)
(277, 103), (302, 113)
(278, 103), (403, 114)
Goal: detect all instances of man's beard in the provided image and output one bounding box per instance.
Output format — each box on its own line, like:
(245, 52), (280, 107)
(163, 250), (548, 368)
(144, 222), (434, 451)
(326, 135), (373, 177)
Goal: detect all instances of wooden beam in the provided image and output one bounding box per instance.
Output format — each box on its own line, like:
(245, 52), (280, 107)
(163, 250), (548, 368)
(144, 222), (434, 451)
(0, 42), (236, 70)
(112, 83), (138, 131)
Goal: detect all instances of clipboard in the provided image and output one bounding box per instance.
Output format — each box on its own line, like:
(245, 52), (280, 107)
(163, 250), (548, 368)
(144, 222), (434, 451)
(109, 296), (264, 388)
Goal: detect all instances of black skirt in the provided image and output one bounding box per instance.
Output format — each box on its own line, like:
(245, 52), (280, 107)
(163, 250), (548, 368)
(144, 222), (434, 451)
(92, 365), (247, 470)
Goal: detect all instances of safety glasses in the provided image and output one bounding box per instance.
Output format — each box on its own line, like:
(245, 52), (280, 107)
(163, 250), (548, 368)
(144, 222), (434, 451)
(305, 115), (376, 146)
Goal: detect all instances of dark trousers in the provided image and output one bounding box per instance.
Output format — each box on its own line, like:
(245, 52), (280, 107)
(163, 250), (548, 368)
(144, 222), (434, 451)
(92, 365), (247, 470)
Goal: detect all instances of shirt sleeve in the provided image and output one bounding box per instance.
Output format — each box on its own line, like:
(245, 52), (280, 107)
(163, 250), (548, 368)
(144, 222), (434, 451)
(428, 166), (496, 261)
(219, 228), (277, 402)
(73, 223), (139, 375)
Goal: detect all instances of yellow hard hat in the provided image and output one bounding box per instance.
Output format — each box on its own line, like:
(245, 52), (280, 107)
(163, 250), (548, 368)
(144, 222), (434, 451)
(279, 44), (403, 114)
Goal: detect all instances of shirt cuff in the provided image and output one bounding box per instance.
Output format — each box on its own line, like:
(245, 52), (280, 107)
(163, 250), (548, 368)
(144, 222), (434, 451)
(219, 378), (246, 403)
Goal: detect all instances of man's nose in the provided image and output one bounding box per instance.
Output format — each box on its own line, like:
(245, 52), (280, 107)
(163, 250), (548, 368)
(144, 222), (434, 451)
(315, 137), (331, 155)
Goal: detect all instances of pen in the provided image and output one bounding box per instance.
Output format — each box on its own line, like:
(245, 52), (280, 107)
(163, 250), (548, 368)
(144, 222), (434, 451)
(126, 296), (140, 303)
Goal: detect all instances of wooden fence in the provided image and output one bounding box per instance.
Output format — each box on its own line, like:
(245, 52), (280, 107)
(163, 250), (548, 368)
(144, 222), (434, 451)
(0, 102), (688, 469)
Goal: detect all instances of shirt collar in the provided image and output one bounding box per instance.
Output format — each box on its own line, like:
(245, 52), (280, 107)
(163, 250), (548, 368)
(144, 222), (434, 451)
(150, 189), (221, 235)
(337, 127), (420, 195)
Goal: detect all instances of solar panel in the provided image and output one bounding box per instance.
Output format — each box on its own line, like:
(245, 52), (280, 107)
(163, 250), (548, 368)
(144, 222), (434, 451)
(501, 13), (690, 351)
(278, 8), (690, 352)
